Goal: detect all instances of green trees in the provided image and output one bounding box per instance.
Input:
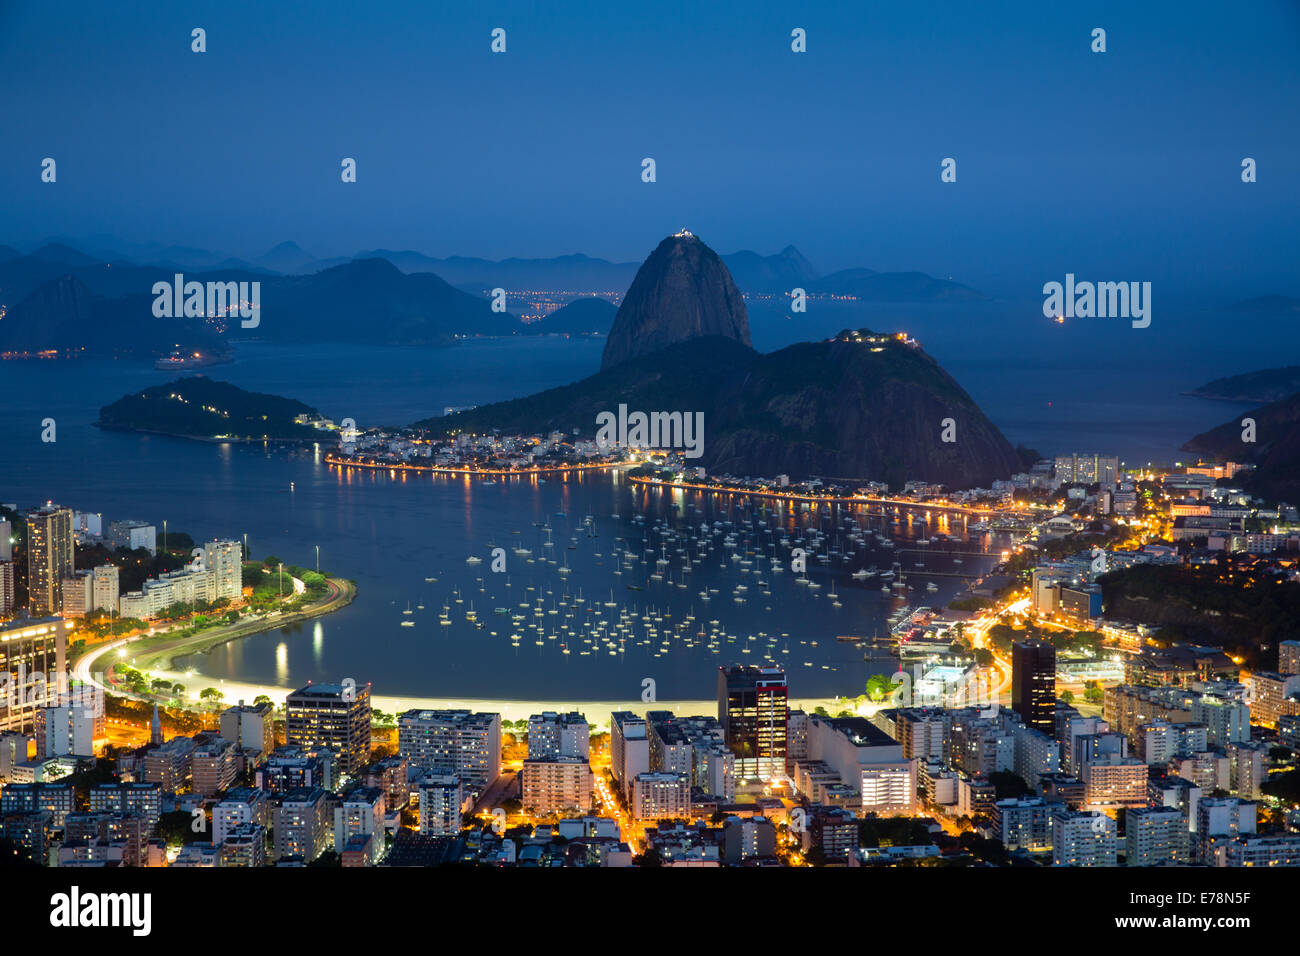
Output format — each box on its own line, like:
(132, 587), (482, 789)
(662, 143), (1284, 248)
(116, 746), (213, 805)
(865, 675), (894, 702)
(199, 687), (225, 708)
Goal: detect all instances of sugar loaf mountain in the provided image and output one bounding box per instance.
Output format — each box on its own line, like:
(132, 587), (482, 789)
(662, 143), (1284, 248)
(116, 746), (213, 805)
(421, 232), (1020, 488)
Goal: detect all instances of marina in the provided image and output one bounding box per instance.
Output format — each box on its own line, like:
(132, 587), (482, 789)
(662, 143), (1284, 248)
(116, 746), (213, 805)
(183, 468), (1014, 700)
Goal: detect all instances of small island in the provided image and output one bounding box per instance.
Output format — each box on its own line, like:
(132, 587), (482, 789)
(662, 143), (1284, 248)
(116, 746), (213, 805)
(98, 376), (333, 443)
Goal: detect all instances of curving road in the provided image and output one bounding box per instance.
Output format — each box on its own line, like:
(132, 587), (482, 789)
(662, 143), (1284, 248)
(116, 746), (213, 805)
(72, 577), (355, 704)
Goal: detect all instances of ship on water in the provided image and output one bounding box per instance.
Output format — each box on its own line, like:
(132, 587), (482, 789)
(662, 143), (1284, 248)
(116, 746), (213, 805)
(154, 349), (229, 370)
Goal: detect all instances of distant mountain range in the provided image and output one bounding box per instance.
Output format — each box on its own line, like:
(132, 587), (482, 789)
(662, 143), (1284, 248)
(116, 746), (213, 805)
(226, 258), (521, 346)
(0, 237), (990, 360)
(420, 233), (1019, 488)
(4, 236), (984, 296)
(0, 275), (227, 359)
(0, 248), (522, 355)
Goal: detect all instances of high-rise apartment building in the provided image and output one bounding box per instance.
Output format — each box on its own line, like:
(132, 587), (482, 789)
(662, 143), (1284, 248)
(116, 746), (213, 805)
(610, 711), (650, 800)
(0, 560), (14, 618)
(0, 617), (68, 733)
(521, 757), (593, 814)
(718, 664), (788, 780)
(272, 787), (330, 862)
(1051, 806), (1117, 866)
(396, 709), (501, 792)
(1126, 806), (1190, 866)
(417, 775), (462, 836)
(221, 700), (275, 756)
(1011, 641), (1056, 734)
(285, 682), (372, 773)
(1055, 453), (1119, 487)
(26, 504), (73, 616)
(527, 711), (589, 760)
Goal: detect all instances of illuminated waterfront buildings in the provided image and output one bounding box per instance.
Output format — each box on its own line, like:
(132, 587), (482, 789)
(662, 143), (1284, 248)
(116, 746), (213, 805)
(285, 683), (372, 774)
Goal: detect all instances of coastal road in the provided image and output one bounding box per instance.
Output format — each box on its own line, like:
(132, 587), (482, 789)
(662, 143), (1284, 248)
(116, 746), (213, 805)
(72, 577), (356, 704)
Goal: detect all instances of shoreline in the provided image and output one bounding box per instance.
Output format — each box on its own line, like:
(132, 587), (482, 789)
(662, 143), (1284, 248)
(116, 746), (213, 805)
(93, 422), (322, 445)
(626, 474), (998, 516)
(73, 578), (873, 725)
(323, 455), (625, 477)
(73, 577), (357, 689)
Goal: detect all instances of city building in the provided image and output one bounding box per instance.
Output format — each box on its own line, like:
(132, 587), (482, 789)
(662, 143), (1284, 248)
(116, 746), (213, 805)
(631, 771), (691, 820)
(58, 570), (94, 618)
(90, 564), (119, 614)
(527, 711), (589, 760)
(1080, 754), (1149, 810)
(722, 816), (777, 864)
(1012, 724), (1060, 790)
(808, 716), (916, 815)
(396, 709), (501, 793)
(610, 711), (650, 800)
(256, 747), (333, 794)
(272, 787), (330, 862)
(1279, 640), (1300, 676)
(213, 788), (270, 846)
(285, 682), (371, 774)
(521, 757), (593, 814)
(718, 664), (788, 780)
(1135, 720), (1209, 765)
(191, 737), (238, 797)
(1247, 672), (1300, 728)
(219, 823), (268, 867)
(36, 703), (99, 758)
(143, 735), (196, 791)
(1051, 806), (1117, 866)
(107, 519), (156, 555)
(1196, 798), (1257, 865)
(416, 774), (463, 836)
(802, 805), (858, 863)
(0, 781), (75, 825)
(220, 701), (275, 757)
(26, 504), (73, 616)
(1224, 833), (1300, 867)
(1126, 806), (1190, 866)
(88, 783), (162, 829)
(334, 786), (386, 865)
(0, 618), (69, 733)
(1011, 641), (1056, 734)
(1055, 453), (1119, 487)
(996, 797), (1052, 852)
(0, 559), (14, 617)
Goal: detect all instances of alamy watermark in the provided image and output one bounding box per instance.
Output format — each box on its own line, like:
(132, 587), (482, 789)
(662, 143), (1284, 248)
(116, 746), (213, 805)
(152, 273), (260, 328)
(1042, 273), (1150, 328)
(1, 667), (104, 717)
(595, 404), (704, 459)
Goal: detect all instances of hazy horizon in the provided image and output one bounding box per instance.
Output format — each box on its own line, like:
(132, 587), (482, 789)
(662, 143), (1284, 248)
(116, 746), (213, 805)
(3, 0), (1297, 304)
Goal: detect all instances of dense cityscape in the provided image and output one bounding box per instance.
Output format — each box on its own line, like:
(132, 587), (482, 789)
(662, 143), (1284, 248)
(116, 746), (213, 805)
(3, 441), (1299, 872)
(3, 0), (1295, 938)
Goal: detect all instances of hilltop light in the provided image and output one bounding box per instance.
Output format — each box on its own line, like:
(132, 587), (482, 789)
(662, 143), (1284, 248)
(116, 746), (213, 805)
(673, 228), (693, 238)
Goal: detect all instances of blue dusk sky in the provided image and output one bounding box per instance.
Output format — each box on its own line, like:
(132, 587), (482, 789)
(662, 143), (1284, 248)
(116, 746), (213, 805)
(1, 0), (1297, 301)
